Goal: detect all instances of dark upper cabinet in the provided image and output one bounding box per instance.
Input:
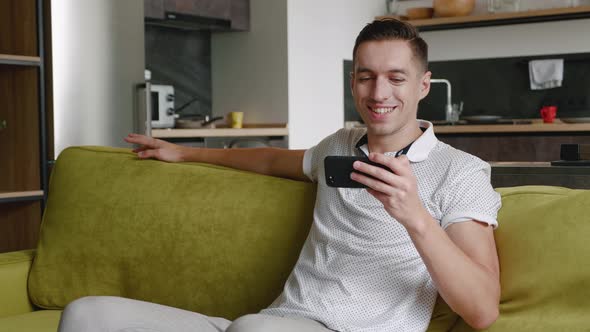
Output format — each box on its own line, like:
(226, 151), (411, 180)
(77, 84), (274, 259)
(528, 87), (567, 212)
(165, 0), (231, 20)
(145, 0), (249, 31)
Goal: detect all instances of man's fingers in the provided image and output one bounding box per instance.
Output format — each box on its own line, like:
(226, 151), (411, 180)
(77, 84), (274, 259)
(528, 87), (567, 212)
(350, 171), (392, 194)
(368, 153), (412, 177)
(125, 133), (158, 147)
(125, 134), (148, 144)
(353, 159), (400, 187)
(137, 149), (158, 159)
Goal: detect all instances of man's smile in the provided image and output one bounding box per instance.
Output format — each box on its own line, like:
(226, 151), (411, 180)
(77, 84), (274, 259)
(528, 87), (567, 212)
(370, 106), (397, 114)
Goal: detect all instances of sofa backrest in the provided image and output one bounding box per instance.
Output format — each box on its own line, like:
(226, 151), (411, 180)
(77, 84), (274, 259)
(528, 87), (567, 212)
(28, 146), (317, 319)
(29, 146), (590, 329)
(450, 186), (590, 331)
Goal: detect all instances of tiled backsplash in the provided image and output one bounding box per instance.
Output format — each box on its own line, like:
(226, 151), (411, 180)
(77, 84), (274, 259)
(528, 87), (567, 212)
(145, 26), (212, 119)
(344, 52), (590, 122)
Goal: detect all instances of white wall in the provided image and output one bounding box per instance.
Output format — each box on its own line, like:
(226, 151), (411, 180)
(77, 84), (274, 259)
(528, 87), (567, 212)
(212, 0), (385, 149)
(52, 0), (145, 156)
(286, 0), (385, 149)
(423, 19), (590, 61)
(211, 0), (289, 124)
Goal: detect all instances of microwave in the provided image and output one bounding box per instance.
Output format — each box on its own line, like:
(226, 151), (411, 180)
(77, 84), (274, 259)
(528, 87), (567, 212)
(150, 84), (176, 128)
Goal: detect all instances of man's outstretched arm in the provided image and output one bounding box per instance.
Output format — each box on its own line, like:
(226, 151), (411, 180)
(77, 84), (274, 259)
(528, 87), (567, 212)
(124, 134), (309, 182)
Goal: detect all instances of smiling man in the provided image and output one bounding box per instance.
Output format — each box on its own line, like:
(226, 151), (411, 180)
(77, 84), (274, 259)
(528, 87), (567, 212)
(58, 19), (501, 332)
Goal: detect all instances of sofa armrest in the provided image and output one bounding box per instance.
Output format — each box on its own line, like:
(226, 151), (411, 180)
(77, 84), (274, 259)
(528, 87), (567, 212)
(0, 250), (35, 318)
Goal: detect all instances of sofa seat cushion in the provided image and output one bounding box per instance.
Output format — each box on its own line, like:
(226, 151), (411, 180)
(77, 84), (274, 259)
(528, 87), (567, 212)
(452, 185), (590, 331)
(0, 310), (61, 332)
(0, 250), (35, 317)
(28, 146), (317, 320)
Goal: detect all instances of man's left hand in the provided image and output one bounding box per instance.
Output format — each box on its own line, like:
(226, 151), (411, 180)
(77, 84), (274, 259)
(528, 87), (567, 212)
(351, 153), (430, 232)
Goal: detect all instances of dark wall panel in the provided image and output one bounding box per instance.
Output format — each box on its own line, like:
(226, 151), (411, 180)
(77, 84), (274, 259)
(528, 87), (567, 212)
(344, 52), (590, 122)
(145, 25), (211, 118)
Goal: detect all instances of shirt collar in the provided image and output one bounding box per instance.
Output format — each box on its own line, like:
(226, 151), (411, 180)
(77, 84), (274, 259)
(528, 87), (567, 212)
(355, 120), (438, 162)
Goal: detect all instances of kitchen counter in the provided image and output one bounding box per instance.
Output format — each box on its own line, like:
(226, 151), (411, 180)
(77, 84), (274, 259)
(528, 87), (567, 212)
(346, 119), (590, 134)
(434, 119), (590, 134)
(345, 120), (590, 162)
(490, 161), (551, 167)
(152, 126), (289, 138)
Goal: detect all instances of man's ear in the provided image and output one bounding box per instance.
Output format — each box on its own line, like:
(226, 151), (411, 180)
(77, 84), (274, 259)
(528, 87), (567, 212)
(419, 71), (432, 100)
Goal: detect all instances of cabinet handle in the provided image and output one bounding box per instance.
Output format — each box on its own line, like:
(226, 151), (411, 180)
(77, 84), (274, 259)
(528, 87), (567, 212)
(0, 119), (6, 131)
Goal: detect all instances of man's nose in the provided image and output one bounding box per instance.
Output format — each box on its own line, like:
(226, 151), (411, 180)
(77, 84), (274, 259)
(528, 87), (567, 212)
(371, 77), (391, 102)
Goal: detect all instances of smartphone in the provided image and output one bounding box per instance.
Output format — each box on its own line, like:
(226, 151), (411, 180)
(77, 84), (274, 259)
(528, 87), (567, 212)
(324, 156), (392, 188)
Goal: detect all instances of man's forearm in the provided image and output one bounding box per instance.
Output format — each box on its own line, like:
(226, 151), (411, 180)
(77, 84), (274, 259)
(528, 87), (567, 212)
(181, 147), (308, 181)
(182, 147), (272, 174)
(407, 217), (500, 330)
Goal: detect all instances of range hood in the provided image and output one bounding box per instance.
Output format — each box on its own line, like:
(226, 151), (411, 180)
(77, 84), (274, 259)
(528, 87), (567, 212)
(145, 12), (232, 31)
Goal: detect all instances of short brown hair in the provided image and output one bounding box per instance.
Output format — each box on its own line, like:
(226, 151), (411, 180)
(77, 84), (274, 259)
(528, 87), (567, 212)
(352, 18), (428, 73)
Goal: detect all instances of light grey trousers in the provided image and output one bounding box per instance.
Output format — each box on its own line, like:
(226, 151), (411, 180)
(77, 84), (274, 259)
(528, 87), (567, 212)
(57, 296), (334, 332)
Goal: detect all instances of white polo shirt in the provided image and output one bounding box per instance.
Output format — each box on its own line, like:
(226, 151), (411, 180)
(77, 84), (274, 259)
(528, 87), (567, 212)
(261, 120), (501, 332)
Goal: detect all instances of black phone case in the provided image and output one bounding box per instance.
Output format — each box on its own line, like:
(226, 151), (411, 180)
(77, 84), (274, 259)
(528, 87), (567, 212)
(324, 156), (392, 188)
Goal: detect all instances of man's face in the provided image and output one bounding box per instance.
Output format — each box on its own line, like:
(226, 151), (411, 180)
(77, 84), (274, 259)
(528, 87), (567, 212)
(351, 39), (431, 137)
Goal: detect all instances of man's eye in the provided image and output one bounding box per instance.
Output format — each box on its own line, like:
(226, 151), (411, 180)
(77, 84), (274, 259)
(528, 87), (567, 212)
(358, 77), (372, 82)
(390, 78), (405, 83)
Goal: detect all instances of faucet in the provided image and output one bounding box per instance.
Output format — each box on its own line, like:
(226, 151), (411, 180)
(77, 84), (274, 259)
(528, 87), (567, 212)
(430, 78), (454, 123)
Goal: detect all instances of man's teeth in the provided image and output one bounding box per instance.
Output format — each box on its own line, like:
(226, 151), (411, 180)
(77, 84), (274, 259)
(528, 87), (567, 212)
(372, 107), (395, 114)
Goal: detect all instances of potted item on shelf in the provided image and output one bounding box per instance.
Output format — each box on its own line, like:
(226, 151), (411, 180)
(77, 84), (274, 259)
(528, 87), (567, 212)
(433, 0), (476, 17)
(406, 7), (435, 19)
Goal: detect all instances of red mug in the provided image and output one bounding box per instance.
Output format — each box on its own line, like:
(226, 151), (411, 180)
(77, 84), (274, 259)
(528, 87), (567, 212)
(540, 105), (557, 123)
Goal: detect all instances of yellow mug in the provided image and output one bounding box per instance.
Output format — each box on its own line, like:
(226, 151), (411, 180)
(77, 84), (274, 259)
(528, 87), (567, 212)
(229, 112), (244, 128)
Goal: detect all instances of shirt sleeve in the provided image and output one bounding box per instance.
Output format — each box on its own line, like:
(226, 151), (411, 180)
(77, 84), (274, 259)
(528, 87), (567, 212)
(440, 161), (502, 230)
(302, 146), (317, 182)
(302, 128), (351, 183)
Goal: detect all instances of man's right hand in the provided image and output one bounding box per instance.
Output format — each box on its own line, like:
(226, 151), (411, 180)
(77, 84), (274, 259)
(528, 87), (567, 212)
(124, 133), (187, 162)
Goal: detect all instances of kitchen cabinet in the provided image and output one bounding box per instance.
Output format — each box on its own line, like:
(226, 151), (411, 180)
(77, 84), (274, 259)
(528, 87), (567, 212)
(377, 5), (590, 31)
(0, 0), (49, 253)
(145, 0), (250, 31)
(438, 132), (590, 162)
(165, 0), (232, 20)
(491, 162), (590, 189)
(346, 120), (590, 161)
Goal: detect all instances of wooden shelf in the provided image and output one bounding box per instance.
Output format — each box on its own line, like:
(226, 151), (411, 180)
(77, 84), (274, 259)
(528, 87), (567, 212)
(152, 127), (289, 138)
(0, 0), (48, 253)
(0, 191), (44, 202)
(377, 5), (590, 31)
(0, 54), (41, 66)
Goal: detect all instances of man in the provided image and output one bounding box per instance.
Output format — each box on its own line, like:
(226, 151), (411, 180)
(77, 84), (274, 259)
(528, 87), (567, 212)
(58, 18), (501, 332)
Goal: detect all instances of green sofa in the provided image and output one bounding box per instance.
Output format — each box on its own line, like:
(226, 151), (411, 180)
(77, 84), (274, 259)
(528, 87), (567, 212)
(0, 146), (588, 332)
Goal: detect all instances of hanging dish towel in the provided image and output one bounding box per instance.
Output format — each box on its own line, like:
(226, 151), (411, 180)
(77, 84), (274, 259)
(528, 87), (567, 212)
(529, 59), (564, 90)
